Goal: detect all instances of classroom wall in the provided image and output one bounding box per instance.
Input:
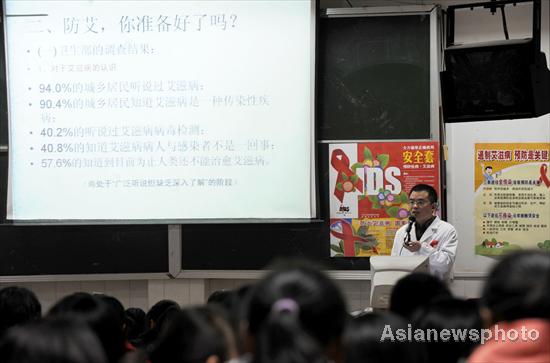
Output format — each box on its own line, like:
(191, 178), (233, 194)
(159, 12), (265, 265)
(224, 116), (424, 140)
(0, 276), (484, 313)
(448, 0), (550, 275)
(2, 0), (548, 313)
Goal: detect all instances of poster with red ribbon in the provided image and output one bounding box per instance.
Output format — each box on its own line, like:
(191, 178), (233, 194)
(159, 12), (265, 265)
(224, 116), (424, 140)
(474, 143), (550, 256)
(329, 142), (440, 257)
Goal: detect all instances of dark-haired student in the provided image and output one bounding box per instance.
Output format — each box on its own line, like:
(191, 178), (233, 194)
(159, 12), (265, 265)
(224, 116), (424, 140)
(132, 299), (180, 349)
(0, 317), (108, 363)
(412, 298), (482, 363)
(148, 306), (237, 363)
(245, 261), (348, 363)
(0, 286), (41, 338)
(124, 307), (147, 342)
(94, 294), (142, 353)
(391, 184), (458, 281)
(389, 272), (452, 319)
(344, 312), (427, 363)
(48, 292), (126, 363)
(468, 250), (550, 363)
(207, 284), (255, 356)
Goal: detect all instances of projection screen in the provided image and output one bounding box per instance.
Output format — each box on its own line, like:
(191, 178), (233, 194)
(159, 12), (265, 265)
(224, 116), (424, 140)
(3, 0), (316, 222)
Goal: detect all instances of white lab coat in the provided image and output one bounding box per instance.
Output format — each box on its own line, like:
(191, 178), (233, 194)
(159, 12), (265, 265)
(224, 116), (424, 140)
(391, 216), (458, 281)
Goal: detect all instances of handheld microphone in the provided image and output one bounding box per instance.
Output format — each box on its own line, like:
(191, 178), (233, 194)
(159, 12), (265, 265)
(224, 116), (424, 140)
(399, 215), (416, 254)
(404, 215), (416, 246)
(405, 215), (416, 233)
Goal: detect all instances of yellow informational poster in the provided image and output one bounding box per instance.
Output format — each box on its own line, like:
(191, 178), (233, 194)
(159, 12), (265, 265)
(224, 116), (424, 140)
(474, 143), (550, 256)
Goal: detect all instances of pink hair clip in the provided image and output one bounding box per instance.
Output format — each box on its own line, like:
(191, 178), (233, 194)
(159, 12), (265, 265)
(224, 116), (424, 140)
(271, 298), (300, 315)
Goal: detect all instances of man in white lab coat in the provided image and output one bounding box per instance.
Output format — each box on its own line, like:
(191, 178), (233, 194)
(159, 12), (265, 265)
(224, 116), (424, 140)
(391, 184), (458, 281)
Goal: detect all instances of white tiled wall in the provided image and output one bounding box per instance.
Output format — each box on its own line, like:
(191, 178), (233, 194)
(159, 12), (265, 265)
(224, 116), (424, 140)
(0, 276), (485, 314)
(0, 280), (150, 312)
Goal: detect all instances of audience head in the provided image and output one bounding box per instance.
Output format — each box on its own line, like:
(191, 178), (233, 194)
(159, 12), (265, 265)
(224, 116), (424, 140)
(0, 286), (41, 337)
(95, 294), (125, 328)
(148, 306), (237, 363)
(207, 285), (254, 355)
(133, 300), (180, 349)
(206, 289), (239, 329)
(344, 311), (426, 363)
(480, 250), (550, 325)
(390, 272), (452, 319)
(7, 251), (548, 363)
(234, 284), (255, 353)
(124, 307), (147, 342)
(0, 317), (107, 363)
(207, 289), (236, 307)
(48, 292), (126, 363)
(145, 299), (180, 330)
(412, 298), (482, 363)
(119, 349), (149, 363)
(235, 283), (254, 308)
(246, 261), (348, 363)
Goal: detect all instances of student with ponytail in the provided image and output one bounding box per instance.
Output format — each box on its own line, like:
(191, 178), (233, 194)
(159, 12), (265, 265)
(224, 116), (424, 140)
(245, 261), (348, 363)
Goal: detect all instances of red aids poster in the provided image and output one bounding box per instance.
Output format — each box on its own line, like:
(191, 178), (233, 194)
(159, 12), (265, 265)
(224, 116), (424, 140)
(329, 142), (440, 257)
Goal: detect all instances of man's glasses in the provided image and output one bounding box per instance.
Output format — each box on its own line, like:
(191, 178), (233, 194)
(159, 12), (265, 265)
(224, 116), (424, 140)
(409, 199), (430, 207)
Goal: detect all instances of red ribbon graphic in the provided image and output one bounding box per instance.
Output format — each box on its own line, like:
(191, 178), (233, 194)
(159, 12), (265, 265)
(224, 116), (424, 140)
(330, 219), (372, 256)
(539, 164), (550, 188)
(330, 149), (363, 202)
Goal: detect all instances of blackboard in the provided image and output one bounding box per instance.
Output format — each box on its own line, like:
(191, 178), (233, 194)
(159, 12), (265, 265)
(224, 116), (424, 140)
(0, 126), (168, 277)
(0, 224), (169, 276)
(318, 14), (431, 140)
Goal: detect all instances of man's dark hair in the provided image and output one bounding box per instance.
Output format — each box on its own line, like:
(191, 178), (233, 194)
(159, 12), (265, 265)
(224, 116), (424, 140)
(409, 184), (437, 204)
(484, 166), (492, 171)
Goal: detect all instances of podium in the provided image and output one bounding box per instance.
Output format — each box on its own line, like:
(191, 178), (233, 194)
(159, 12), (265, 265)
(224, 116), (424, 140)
(369, 255), (429, 310)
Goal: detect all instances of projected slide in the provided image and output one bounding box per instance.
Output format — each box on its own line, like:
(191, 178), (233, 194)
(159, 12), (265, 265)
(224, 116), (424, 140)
(5, 0), (315, 221)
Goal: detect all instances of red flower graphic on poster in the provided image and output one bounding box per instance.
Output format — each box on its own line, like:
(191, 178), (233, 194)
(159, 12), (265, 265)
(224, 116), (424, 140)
(329, 142), (440, 257)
